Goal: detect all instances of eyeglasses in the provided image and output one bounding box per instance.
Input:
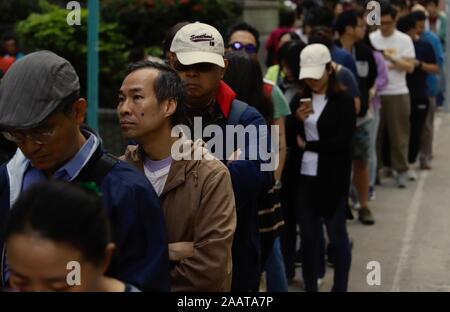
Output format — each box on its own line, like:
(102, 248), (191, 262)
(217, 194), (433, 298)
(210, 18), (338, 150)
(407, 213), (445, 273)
(172, 60), (216, 73)
(2, 127), (57, 145)
(228, 42), (258, 54)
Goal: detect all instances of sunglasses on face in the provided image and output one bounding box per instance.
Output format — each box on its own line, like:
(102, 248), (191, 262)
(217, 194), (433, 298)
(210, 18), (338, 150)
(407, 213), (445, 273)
(172, 60), (216, 73)
(228, 42), (258, 54)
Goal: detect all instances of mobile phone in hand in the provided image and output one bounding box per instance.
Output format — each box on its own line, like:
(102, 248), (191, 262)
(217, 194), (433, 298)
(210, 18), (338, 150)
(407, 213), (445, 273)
(300, 98), (313, 113)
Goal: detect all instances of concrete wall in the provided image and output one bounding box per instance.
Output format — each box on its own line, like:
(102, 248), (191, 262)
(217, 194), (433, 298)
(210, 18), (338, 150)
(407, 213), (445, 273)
(241, 0), (280, 69)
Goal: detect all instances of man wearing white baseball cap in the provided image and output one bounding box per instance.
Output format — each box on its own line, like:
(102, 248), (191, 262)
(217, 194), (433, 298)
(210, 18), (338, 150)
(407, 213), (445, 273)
(289, 43), (356, 292)
(168, 22), (274, 292)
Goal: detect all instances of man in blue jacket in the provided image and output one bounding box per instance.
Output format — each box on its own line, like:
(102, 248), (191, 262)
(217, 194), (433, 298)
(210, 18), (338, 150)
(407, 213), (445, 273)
(0, 51), (169, 291)
(168, 22), (274, 291)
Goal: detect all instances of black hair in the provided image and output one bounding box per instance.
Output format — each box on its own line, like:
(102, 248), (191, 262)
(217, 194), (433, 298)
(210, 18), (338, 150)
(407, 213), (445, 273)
(296, 0), (319, 18)
(397, 13), (417, 33)
(126, 61), (186, 126)
(279, 40), (307, 82)
(162, 22), (190, 59)
(380, 2), (398, 19)
(334, 9), (364, 36)
(129, 46), (146, 63)
(223, 50), (274, 125)
(2, 34), (18, 44)
(363, 31), (378, 52)
(5, 181), (111, 266)
(308, 26), (334, 50)
(425, 0), (439, 6)
(411, 10), (427, 22)
(279, 9), (296, 28)
(303, 7), (334, 29)
(224, 22), (261, 52)
(390, 0), (407, 9)
(279, 31), (301, 43)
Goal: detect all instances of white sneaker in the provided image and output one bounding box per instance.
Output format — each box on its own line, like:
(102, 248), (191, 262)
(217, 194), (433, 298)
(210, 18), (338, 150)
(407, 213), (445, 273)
(408, 169), (417, 181)
(396, 172), (408, 188)
(369, 187), (376, 201)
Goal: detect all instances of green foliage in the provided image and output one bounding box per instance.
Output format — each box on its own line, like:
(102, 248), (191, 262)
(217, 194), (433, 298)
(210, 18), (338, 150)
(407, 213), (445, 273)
(101, 0), (243, 49)
(12, 0), (242, 108)
(16, 1), (129, 108)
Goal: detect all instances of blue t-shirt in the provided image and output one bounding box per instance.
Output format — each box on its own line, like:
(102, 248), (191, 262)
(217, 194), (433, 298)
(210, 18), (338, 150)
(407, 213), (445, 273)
(407, 39), (437, 100)
(336, 65), (360, 98)
(331, 45), (358, 79)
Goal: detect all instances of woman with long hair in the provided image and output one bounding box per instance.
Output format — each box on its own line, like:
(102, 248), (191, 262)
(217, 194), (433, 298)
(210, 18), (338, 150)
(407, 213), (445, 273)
(224, 50), (289, 292)
(288, 43), (356, 291)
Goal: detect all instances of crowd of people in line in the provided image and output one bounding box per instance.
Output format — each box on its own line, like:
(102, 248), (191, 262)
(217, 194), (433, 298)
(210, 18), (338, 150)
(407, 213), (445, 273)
(0, 0), (446, 292)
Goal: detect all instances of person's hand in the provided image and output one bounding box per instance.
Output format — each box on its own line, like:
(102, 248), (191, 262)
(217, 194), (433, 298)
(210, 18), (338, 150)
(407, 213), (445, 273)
(383, 48), (396, 62)
(295, 100), (314, 122)
(296, 135), (306, 150)
(227, 148), (242, 164)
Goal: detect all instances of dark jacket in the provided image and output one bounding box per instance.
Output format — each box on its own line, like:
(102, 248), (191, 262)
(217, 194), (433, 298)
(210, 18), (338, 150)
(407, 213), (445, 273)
(285, 91), (356, 218)
(335, 41), (377, 117)
(185, 81), (273, 292)
(0, 132), (170, 292)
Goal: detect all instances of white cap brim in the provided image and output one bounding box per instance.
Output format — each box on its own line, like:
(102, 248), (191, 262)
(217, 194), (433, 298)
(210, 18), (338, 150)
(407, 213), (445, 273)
(299, 65), (326, 80)
(176, 51), (225, 68)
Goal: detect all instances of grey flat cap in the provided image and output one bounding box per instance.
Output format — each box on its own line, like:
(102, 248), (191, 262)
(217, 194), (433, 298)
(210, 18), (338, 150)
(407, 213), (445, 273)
(0, 50), (80, 130)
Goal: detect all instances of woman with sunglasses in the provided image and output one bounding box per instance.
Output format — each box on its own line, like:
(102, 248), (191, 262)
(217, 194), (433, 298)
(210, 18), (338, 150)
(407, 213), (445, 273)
(225, 22), (260, 57)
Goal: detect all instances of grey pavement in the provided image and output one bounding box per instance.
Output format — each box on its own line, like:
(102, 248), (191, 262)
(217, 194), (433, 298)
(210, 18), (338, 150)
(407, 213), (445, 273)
(288, 112), (450, 292)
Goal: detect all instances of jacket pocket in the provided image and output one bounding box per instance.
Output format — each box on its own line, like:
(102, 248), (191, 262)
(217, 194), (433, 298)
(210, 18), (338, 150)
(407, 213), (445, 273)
(169, 242), (194, 262)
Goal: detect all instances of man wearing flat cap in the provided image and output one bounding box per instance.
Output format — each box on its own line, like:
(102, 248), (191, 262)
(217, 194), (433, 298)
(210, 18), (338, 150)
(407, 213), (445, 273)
(0, 51), (170, 291)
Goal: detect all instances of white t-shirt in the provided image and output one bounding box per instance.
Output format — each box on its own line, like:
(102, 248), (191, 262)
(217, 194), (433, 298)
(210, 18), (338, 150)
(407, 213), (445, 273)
(301, 93), (327, 177)
(369, 29), (415, 95)
(143, 156), (173, 196)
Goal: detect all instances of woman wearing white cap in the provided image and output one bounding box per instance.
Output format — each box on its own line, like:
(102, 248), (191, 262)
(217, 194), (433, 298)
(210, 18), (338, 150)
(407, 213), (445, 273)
(290, 43), (356, 291)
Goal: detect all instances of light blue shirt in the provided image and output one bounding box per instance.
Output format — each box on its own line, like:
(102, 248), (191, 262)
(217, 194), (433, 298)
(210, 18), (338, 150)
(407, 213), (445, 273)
(21, 133), (97, 191)
(2, 132), (98, 284)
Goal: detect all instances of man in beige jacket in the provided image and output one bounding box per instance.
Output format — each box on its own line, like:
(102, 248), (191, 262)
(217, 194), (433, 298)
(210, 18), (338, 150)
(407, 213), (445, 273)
(118, 61), (236, 291)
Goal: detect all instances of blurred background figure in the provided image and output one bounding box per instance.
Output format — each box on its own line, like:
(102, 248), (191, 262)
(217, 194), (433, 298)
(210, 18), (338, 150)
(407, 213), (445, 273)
(265, 8), (296, 67)
(2, 34), (25, 60)
(4, 181), (141, 292)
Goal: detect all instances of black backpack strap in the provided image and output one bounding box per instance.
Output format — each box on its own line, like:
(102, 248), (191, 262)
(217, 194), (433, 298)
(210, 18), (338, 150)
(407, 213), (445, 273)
(90, 153), (120, 183)
(75, 151), (120, 185)
(227, 99), (248, 126)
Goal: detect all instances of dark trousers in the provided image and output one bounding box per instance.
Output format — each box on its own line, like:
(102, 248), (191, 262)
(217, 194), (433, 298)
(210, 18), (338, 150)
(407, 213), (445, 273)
(280, 173), (298, 279)
(409, 97), (429, 164)
(296, 175), (352, 292)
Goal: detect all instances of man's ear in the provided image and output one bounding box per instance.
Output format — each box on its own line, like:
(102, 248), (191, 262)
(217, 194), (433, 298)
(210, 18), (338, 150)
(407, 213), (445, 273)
(220, 59), (229, 79)
(164, 98), (177, 119)
(102, 243), (116, 274)
(73, 98), (87, 125)
(168, 52), (177, 66)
